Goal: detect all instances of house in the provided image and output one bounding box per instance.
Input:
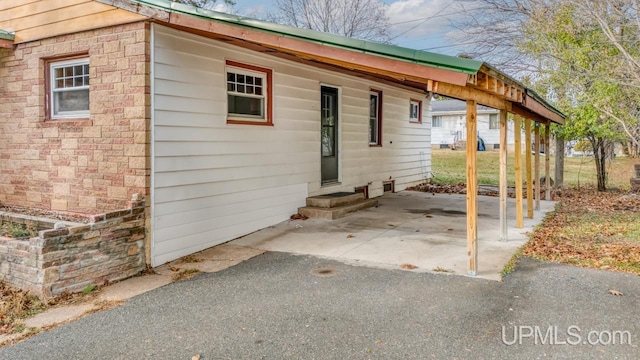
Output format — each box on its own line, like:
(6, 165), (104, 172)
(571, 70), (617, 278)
(0, 0), (563, 277)
(431, 99), (526, 151)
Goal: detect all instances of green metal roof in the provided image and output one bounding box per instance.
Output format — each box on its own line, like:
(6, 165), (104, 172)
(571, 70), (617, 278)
(122, 0), (563, 121)
(0, 29), (14, 41)
(130, 0), (483, 75)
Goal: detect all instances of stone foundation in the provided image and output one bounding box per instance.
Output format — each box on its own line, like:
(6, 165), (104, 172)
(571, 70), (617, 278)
(0, 196), (145, 297)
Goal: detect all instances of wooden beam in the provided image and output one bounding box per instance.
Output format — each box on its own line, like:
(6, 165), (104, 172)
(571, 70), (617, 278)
(466, 100), (478, 276)
(534, 123), (541, 211)
(488, 76), (497, 93)
(525, 118), (533, 219)
(523, 94), (564, 125)
(499, 109), (508, 241)
(511, 103), (551, 124)
(166, 13), (470, 86)
(429, 81), (507, 110)
(545, 123), (551, 200)
(514, 116), (523, 228)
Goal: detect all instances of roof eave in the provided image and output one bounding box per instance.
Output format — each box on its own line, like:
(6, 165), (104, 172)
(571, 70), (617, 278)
(97, 0), (565, 125)
(0, 29), (14, 48)
(478, 64), (565, 124)
(96, 0), (475, 86)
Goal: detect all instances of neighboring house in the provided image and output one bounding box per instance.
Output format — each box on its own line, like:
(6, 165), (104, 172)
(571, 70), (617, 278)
(0, 0), (563, 268)
(431, 99), (526, 151)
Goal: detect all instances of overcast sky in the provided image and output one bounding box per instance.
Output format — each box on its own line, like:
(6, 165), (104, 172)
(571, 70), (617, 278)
(220, 0), (473, 56)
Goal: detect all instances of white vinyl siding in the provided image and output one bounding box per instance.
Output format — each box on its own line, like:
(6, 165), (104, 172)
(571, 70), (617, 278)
(151, 25), (431, 265)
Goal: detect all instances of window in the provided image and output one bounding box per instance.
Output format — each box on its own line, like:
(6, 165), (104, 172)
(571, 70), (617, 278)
(432, 115), (443, 128)
(369, 90), (382, 146)
(409, 99), (422, 123)
(226, 60), (272, 125)
(47, 57), (90, 119)
(489, 113), (498, 129)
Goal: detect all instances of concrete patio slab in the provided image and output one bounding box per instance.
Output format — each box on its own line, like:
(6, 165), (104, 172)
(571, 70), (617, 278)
(232, 191), (556, 280)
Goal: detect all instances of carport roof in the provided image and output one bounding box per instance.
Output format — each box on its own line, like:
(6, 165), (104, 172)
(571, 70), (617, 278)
(99, 0), (565, 124)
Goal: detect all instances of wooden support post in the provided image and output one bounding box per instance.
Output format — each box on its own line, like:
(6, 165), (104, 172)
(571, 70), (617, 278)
(514, 116), (523, 228)
(499, 110), (508, 241)
(545, 122), (551, 200)
(534, 123), (541, 211)
(466, 100), (478, 276)
(525, 118), (533, 219)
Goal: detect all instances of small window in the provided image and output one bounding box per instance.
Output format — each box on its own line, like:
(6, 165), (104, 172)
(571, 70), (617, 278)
(226, 60), (272, 126)
(48, 58), (90, 119)
(489, 113), (498, 129)
(432, 115), (443, 128)
(369, 90), (382, 146)
(409, 99), (422, 123)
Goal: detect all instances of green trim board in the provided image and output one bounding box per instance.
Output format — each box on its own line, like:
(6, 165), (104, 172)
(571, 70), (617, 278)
(0, 29), (14, 41)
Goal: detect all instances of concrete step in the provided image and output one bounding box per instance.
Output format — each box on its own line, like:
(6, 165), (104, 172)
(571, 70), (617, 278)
(306, 192), (365, 208)
(298, 198), (378, 220)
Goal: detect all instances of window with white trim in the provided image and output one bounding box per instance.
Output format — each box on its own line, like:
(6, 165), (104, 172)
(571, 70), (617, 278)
(49, 58), (90, 119)
(410, 99), (422, 123)
(432, 115), (443, 128)
(489, 113), (499, 129)
(226, 61), (272, 125)
(369, 90), (382, 145)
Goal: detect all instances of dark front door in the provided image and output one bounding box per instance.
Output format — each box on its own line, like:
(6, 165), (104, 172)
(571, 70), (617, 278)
(321, 86), (339, 184)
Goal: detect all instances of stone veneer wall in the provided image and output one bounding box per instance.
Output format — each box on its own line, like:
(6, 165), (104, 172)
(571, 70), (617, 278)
(0, 22), (150, 214)
(0, 195), (146, 297)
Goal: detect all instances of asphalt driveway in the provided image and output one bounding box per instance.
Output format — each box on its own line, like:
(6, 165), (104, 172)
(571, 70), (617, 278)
(1, 252), (639, 359)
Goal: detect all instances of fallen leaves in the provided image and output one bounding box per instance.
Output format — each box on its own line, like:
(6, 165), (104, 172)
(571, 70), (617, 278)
(0, 280), (48, 335)
(523, 188), (640, 275)
(290, 213), (309, 220)
(432, 267), (451, 273)
(609, 289), (623, 296)
(192, 355), (201, 360)
(178, 254), (203, 263)
(400, 264), (418, 270)
(170, 268), (201, 282)
(346, 234), (355, 238)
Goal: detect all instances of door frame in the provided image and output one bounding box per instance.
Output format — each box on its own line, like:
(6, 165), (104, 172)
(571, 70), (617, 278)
(320, 84), (342, 186)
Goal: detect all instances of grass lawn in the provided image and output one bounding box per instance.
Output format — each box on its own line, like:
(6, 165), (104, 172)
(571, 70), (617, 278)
(430, 149), (638, 190)
(429, 149), (640, 275)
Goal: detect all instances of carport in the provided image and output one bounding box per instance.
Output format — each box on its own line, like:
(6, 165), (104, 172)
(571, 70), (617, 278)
(101, 0), (565, 273)
(232, 192), (556, 280)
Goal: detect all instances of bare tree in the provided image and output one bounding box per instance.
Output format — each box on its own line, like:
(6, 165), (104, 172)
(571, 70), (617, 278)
(269, 0), (391, 42)
(173, 0), (235, 11)
(449, 0), (538, 74)
(453, 0), (640, 190)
